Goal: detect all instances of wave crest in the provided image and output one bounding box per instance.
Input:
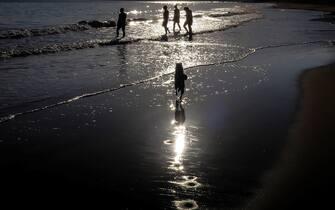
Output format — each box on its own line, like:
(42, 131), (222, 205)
(0, 24), (90, 39)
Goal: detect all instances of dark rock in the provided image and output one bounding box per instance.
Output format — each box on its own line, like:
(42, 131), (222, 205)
(103, 20), (116, 27)
(78, 20), (88, 25)
(87, 20), (116, 28)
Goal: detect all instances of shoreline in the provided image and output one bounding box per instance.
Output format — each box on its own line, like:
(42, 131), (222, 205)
(272, 2), (335, 12)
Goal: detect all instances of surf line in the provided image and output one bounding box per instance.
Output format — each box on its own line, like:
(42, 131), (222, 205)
(1, 16), (262, 59)
(0, 40), (333, 124)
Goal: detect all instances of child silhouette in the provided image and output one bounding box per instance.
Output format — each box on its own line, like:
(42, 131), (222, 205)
(174, 63), (188, 101)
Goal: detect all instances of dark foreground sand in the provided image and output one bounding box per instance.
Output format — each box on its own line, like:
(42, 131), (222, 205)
(0, 42), (334, 209)
(247, 63), (335, 209)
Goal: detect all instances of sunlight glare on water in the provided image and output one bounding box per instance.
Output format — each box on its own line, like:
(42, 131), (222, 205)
(0, 1), (261, 123)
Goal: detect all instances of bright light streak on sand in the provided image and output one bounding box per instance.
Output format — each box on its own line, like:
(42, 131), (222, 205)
(171, 125), (186, 171)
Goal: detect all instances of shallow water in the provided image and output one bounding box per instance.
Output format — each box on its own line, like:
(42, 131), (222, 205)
(0, 1), (262, 117)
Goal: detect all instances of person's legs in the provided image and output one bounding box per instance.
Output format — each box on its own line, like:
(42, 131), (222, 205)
(176, 87), (182, 97)
(116, 26), (120, 37)
(188, 25), (192, 35)
(173, 22), (176, 32)
(180, 88), (184, 100)
(177, 23), (181, 31)
(122, 25), (125, 37)
(183, 22), (189, 34)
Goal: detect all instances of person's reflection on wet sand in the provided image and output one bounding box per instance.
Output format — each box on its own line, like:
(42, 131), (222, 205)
(175, 100), (185, 125)
(117, 44), (128, 84)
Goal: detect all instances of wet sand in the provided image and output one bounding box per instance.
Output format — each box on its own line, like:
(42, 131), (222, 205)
(247, 63), (335, 209)
(0, 44), (334, 209)
(0, 4), (335, 209)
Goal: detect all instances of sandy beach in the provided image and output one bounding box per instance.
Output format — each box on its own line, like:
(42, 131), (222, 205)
(247, 63), (335, 209)
(0, 2), (335, 209)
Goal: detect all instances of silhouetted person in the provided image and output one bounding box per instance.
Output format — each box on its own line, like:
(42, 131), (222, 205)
(116, 8), (127, 38)
(183, 7), (193, 36)
(174, 63), (187, 101)
(175, 100), (185, 125)
(162, 5), (171, 35)
(173, 5), (181, 33)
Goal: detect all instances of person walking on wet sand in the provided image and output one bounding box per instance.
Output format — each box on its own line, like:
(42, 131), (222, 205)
(175, 63), (188, 101)
(116, 8), (127, 38)
(162, 5), (171, 35)
(183, 7), (193, 36)
(173, 5), (181, 33)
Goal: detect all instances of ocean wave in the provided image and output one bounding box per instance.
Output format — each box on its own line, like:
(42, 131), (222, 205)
(0, 19), (119, 40)
(128, 18), (150, 22)
(0, 24), (90, 39)
(207, 11), (248, 18)
(0, 38), (144, 58)
(0, 41), (99, 57)
(0, 16), (260, 58)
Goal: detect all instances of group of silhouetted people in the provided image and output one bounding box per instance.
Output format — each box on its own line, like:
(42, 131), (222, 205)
(163, 5), (193, 36)
(115, 7), (189, 101)
(115, 5), (193, 38)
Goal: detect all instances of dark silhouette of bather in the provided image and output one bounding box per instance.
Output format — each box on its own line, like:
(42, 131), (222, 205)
(175, 100), (185, 125)
(162, 5), (171, 35)
(173, 5), (181, 33)
(183, 7), (193, 37)
(116, 8), (127, 38)
(175, 63), (188, 101)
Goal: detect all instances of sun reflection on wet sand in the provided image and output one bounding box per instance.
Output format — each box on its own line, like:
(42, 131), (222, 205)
(163, 100), (201, 209)
(171, 125), (186, 171)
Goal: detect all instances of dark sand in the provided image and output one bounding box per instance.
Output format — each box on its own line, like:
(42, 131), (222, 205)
(0, 44), (334, 209)
(247, 63), (335, 209)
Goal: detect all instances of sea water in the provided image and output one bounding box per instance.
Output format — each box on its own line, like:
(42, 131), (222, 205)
(0, 1), (262, 117)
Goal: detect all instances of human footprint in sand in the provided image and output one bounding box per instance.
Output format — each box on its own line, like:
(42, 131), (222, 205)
(174, 63), (188, 101)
